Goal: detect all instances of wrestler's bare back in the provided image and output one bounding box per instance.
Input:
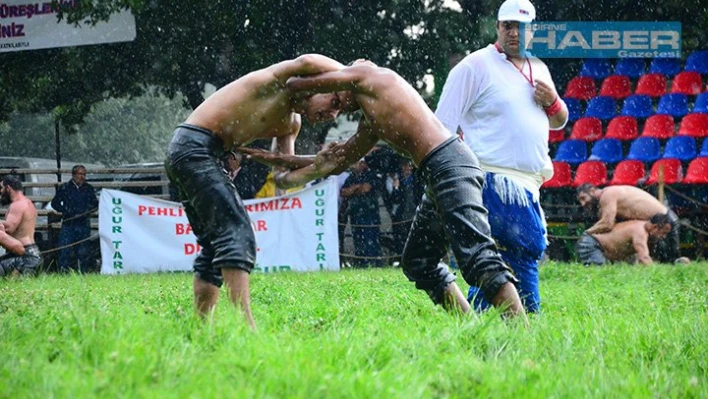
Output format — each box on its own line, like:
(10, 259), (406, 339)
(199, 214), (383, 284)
(353, 69), (453, 166)
(593, 220), (646, 261)
(7, 197), (37, 246)
(185, 70), (298, 148)
(604, 185), (667, 220)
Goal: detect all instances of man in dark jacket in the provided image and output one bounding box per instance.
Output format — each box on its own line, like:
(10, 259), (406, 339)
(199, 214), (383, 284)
(51, 164), (98, 273)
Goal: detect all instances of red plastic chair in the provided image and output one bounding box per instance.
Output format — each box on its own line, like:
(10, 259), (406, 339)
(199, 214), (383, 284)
(565, 76), (597, 100)
(600, 75), (632, 99)
(570, 117), (603, 142)
(646, 159), (683, 184)
(641, 115), (675, 139)
(542, 161), (572, 188)
(678, 113), (708, 138)
(548, 129), (565, 143)
(572, 160), (608, 187)
(609, 160), (646, 186)
(635, 73), (668, 97)
(605, 116), (639, 141)
(670, 71), (704, 96)
(683, 157), (708, 184)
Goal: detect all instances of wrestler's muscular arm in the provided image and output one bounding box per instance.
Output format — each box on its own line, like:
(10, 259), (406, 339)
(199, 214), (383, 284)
(632, 228), (653, 265)
(0, 224), (24, 256)
(2, 201), (24, 235)
(586, 192), (618, 234)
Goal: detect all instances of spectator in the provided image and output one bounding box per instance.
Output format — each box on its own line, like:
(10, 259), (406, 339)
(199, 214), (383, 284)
(50, 165), (98, 273)
(387, 159), (423, 258)
(434, 0), (568, 312)
(341, 158), (382, 267)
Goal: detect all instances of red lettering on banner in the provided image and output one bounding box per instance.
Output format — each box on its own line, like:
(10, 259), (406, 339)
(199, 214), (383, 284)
(185, 243), (201, 255)
(138, 205), (185, 217)
(175, 223), (192, 235)
(250, 220), (268, 231)
(244, 197), (303, 213)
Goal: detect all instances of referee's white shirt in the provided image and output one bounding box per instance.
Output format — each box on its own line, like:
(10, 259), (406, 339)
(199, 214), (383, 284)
(435, 44), (565, 181)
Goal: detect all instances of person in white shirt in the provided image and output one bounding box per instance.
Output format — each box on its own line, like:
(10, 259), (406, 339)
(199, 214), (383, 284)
(434, 0), (568, 313)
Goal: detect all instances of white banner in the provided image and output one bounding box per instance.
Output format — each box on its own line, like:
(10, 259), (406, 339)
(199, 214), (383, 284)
(99, 179), (340, 275)
(0, 1), (136, 53)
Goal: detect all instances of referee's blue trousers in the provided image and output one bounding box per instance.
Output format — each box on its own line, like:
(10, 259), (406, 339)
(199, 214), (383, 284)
(467, 173), (546, 313)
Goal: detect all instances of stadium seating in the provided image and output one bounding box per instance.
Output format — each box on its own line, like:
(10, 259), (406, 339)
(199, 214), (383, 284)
(621, 95), (654, 118)
(610, 160), (647, 185)
(678, 113), (708, 138)
(548, 129), (565, 143)
(570, 117), (603, 141)
(648, 58), (681, 77)
(563, 97), (583, 121)
(579, 59), (612, 79)
(554, 139), (587, 164)
(694, 93), (708, 113)
(641, 114), (675, 139)
(605, 116), (639, 141)
(685, 50), (708, 74)
(657, 93), (689, 117)
(683, 157), (708, 184)
(701, 140), (708, 157)
(564, 76), (597, 100)
(589, 138), (623, 163)
(634, 73), (667, 97)
(646, 158), (683, 184)
(626, 137), (661, 162)
(573, 161), (608, 186)
(614, 58), (646, 78)
(585, 96), (617, 120)
(600, 75), (632, 99)
(542, 161), (572, 188)
(663, 136), (697, 161)
(670, 71), (704, 96)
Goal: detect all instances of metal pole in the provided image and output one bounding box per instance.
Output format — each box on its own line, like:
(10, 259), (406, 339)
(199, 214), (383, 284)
(54, 118), (61, 183)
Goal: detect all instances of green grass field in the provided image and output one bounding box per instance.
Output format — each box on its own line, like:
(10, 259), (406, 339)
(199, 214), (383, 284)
(1, 262), (707, 398)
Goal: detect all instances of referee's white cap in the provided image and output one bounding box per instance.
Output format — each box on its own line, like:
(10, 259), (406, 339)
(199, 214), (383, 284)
(498, 0), (536, 23)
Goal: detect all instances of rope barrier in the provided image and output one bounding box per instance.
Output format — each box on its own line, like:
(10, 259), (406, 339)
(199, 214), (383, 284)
(339, 218), (413, 228)
(680, 221), (708, 236)
(663, 185), (708, 209)
(39, 234), (99, 255)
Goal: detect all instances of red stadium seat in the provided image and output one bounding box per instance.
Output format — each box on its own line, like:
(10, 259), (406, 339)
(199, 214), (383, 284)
(678, 113), (708, 138)
(572, 160), (608, 187)
(605, 116), (638, 141)
(570, 117), (603, 142)
(635, 73), (667, 97)
(641, 115), (675, 139)
(683, 157), (708, 184)
(565, 76), (597, 100)
(542, 161), (572, 188)
(548, 129), (565, 143)
(609, 160), (646, 186)
(600, 75), (632, 99)
(646, 159), (683, 185)
(670, 71), (704, 96)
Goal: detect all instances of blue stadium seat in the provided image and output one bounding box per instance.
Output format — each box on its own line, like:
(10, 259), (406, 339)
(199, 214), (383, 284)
(626, 137), (661, 162)
(554, 139), (587, 164)
(701, 139), (708, 157)
(685, 50), (708, 74)
(614, 58), (646, 78)
(694, 93), (708, 114)
(620, 95), (654, 118)
(663, 136), (697, 161)
(564, 97), (582, 121)
(584, 96), (617, 120)
(579, 59), (613, 79)
(589, 138), (624, 163)
(648, 58), (681, 77)
(657, 93), (689, 117)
